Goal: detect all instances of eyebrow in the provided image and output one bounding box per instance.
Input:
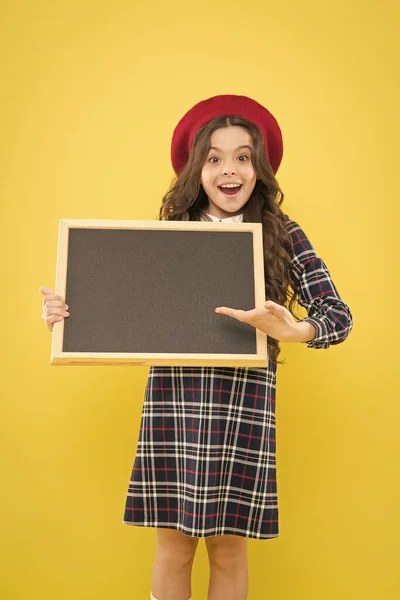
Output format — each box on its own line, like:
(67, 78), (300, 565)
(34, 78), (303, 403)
(208, 145), (253, 152)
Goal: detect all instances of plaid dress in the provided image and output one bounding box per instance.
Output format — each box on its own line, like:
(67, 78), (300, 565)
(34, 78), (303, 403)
(123, 215), (353, 539)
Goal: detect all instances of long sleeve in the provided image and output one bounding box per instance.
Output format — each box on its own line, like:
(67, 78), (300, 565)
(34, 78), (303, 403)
(286, 219), (353, 349)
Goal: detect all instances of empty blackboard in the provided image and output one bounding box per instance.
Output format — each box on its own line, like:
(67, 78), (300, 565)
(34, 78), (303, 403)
(51, 219), (267, 366)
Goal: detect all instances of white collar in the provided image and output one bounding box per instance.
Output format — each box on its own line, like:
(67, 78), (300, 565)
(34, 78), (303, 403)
(204, 212), (244, 223)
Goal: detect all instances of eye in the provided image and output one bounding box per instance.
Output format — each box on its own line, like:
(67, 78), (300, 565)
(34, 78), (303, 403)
(238, 155), (249, 161)
(208, 156), (219, 163)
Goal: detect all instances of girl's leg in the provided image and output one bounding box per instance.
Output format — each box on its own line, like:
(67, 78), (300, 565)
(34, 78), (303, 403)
(205, 534), (248, 600)
(151, 528), (199, 600)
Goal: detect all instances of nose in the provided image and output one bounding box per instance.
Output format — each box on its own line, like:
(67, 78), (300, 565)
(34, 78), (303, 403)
(222, 163), (237, 175)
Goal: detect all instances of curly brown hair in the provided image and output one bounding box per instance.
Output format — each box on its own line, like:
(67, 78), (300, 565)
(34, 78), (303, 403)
(159, 115), (300, 364)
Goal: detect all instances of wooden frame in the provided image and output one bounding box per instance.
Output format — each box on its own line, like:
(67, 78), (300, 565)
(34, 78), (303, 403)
(51, 219), (267, 367)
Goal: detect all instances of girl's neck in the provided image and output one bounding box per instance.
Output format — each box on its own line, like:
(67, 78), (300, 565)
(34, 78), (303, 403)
(203, 211), (244, 222)
(205, 202), (244, 221)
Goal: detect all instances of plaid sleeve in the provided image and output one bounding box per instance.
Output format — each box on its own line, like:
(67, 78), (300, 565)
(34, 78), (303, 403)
(286, 219), (353, 349)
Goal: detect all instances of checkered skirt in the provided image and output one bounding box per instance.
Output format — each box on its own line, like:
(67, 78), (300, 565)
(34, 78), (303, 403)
(123, 362), (279, 539)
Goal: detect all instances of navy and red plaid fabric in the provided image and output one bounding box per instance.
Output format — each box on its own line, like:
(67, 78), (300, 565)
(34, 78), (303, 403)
(287, 219), (353, 348)
(123, 219), (353, 539)
(124, 363), (279, 538)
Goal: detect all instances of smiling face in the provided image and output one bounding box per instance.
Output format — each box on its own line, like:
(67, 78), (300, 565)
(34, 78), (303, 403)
(200, 125), (257, 219)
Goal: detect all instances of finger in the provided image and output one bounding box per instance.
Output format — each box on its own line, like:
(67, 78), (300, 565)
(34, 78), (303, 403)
(47, 314), (64, 324)
(43, 295), (64, 302)
(46, 315), (64, 330)
(45, 300), (69, 309)
(42, 294), (65, 311)
(215, 307), (248, 322)
(39, 286), (55, 296)
(264, 301), (276, 309)
(264, 301), (283, 315)
(44, 307), (70, 318)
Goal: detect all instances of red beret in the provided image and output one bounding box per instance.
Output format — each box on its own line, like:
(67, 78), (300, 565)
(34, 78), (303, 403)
(171, 94), (283, 175)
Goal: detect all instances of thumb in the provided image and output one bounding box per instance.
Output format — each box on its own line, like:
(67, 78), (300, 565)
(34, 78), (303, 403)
(264, 300), (282, 314)
(39, 286), (55, 296)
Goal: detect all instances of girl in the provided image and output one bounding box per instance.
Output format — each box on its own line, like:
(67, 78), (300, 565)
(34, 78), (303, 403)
(40, 94), (353, 600)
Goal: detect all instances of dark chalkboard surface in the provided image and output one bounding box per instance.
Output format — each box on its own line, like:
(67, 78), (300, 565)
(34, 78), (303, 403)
(51, 219), (267, 366)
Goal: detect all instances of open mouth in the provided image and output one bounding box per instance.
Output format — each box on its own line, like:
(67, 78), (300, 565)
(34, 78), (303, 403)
(218, 184), (242, 197)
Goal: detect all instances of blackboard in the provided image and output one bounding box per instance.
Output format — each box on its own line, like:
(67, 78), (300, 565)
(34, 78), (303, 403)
(51, 220), (267, 366)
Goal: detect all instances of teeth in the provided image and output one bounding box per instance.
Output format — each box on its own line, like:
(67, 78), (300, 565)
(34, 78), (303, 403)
(220, 184), (241, 188)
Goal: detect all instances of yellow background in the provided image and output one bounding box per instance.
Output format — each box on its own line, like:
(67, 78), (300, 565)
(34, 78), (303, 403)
(1, 0), (399, 598)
